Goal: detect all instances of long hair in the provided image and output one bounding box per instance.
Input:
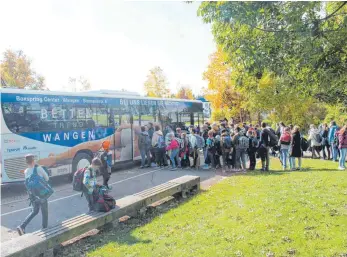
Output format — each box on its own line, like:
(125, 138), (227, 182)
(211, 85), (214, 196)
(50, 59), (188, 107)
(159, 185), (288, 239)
(340, 125), (347, 134)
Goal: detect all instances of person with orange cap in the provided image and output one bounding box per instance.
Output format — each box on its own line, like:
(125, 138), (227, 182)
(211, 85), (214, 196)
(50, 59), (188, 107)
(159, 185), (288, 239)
(100, 140), (112, 189)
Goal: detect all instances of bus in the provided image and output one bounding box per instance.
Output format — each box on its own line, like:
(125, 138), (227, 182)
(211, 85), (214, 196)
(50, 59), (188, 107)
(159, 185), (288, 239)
(0, 88), (204, 183)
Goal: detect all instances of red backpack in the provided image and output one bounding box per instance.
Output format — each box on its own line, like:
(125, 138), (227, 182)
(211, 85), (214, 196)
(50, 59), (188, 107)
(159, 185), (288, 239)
(280, 133), (291, 143)
(72, 168), (88, 192)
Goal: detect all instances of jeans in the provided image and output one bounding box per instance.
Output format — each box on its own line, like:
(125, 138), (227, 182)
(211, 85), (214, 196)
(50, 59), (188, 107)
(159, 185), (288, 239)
(322, 143), (330, 159)
(207, 151), (215, 168)
(21, 199), (48, 229)
(83, 187), (95, 211)
(235, 148), (247, 169)
(289, 157), (295, 169)
(339, 148), (347, 168)
(140, 147), (151, 167)
(291, 157), (302, 169)
(170, 148), (179, 168)
(280, 149), (289, 169)
(332, 145), (339, 161)
(191, 148), (199, 168)
(222, 151), (231, 169)
(261, 146), (270, 171)
(155, 147), (168, 166)
(248, 149), (256, 170)
(311, 146), (321, 158)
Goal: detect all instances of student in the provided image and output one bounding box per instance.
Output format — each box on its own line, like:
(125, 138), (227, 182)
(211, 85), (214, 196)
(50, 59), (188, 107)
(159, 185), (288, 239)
(152, 125), (168, 168)
(147, 123), (156, 166)
(338, 124), (347, 170)
(247, 130), (258, 171)
(206, 130), (216, 169)
(279, 127), (292, 170)
(100, 141), (112, 189)
(329, 121), (339, 161)
(321, 123), (331, 160)
(308, 124), (322, 159)
(221, 129), (233, 172)
(260, 122), (270, 171)
(83, 158), (102, 211)
(17, 154), (50, 236)
(138, 126), (151, 169)
(233, 127), (248, 171)
(180, 133), (190, 168)
(189, 129), (199, 169)
(166, 133), (180, 170)
(290, 126), (302, 171)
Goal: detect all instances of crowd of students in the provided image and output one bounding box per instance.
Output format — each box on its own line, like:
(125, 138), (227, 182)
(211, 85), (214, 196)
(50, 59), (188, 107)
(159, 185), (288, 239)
(16, 119), (346, 236)
(140, 120), (347, 172)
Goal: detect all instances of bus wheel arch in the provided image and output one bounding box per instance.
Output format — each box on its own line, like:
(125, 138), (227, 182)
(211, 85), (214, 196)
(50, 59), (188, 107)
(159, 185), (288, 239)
(70, 151), (94, 181)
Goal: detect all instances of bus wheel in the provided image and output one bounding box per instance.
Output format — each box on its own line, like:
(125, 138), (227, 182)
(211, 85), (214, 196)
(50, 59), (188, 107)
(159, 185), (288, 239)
(70, 153), (92, 181)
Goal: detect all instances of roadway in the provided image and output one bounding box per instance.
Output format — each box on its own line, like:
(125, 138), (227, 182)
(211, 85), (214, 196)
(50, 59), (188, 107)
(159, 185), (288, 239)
(1, 165), (219, 243)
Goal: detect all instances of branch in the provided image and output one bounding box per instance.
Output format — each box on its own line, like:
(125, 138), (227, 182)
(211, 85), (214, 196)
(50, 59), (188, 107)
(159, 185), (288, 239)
(320, 2), (347, 21)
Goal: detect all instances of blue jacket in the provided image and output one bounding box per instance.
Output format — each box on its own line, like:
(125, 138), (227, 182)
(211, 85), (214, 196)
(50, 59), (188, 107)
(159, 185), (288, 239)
(328, 125), (338, 144)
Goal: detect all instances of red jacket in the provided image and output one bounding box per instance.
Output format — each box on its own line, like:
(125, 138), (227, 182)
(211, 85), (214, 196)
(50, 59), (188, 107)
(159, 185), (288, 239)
(338, 131), (347, 149)
(166, 139), (179, 150)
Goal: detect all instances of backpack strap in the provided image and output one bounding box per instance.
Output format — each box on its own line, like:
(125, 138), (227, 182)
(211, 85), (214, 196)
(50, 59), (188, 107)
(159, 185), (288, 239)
(33, 165), (38, 176)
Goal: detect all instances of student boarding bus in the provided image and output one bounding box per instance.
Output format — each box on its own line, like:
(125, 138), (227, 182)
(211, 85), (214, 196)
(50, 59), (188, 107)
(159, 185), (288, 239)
(0, 88), (204, 183)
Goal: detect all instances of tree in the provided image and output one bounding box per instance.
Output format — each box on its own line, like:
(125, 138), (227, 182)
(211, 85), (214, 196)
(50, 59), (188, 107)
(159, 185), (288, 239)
(175, 84), (194, 99)
(203, 47), (248, 123)
(144, 66), (171, 98)
(65, 76), (91, 92)
(197, 2), (347, 104)
(0, 49), (47, 90)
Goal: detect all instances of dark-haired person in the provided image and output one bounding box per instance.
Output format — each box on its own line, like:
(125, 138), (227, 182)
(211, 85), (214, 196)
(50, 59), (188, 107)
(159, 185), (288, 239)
(321, 123), (331, 160)
(259, 122), (270, 171)
(17, 154), (50, 236)
(138, 126), (151, 168)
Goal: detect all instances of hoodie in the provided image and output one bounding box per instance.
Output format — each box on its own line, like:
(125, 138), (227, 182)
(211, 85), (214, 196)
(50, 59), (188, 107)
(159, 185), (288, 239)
(328, 125), (338, 144)
(166, 138), (179, 151)
(308, 129), (322, 147)
(152, 130), (163, 147)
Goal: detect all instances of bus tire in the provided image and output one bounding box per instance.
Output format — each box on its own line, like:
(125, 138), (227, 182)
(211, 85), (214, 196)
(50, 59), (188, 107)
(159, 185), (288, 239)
(70, 153), (93, 181)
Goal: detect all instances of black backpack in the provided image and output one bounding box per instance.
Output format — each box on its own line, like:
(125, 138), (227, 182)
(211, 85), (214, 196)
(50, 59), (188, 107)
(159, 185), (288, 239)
(265, 128), (279, 147)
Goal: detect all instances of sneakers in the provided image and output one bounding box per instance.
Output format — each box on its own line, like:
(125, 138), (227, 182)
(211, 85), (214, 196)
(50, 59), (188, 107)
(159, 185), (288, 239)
(17, 226), (25, 236)
(338, 166), (345, 170)
(170, 167), (177, 171)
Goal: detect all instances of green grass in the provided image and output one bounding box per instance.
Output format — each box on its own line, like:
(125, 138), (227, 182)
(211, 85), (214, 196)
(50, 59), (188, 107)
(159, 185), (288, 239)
(86, 159), (347, 257)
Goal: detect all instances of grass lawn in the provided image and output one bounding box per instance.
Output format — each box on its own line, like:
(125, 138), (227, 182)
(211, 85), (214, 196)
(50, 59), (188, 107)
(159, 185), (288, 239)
(68, 159), (347, 257)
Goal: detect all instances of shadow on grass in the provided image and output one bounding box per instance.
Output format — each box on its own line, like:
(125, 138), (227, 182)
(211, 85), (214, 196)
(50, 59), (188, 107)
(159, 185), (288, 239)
(55, 192), (204, 257)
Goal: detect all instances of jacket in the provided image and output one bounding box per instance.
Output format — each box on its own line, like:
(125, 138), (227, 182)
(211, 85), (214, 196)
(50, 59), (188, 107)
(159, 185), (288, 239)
(308, 129), (322, 147)
(83, 167), (97, 194)
(338, 131), (347, 149)
(291, 131), (302, 157)
(260, 129), (270, 147)
(328, 125), (338, 144)
(166, 139), (179, 151)
(138, 131), (150, 149)
(152, 131), (163, 147)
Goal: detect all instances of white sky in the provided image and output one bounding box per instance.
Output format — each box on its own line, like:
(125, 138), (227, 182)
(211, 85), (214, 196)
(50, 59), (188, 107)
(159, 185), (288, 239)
(0, 0), (216, 95)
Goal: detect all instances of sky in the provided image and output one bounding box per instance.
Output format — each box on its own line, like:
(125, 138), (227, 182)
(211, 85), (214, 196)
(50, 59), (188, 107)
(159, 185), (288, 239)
(0, 0), (216, 95)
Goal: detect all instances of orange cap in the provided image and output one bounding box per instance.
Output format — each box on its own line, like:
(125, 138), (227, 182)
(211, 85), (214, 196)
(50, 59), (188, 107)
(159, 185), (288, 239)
(102, 140), (110, 150)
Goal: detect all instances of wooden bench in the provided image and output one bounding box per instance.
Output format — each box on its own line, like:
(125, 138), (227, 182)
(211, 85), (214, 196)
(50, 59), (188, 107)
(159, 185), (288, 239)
(1, 175), (200, 257)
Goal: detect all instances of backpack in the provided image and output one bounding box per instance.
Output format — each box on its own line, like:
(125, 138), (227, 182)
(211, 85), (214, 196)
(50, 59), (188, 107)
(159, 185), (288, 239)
(93, 186), (116, 212)
(251, 137), (259, 148)
(157, 135), (166, 148)
(301, 137), (309, 151)
(281, 133), (291, 143)
(238, 135), (249, 149)
(206, 138), (215, 150)
(222, 136), (232, 149)
(314, 132), (322, 144)
(25, 165), (54, 200)
(265, 128), (279, 147)
(195, 135), (205, 149)
(72, 167), (91, 192)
